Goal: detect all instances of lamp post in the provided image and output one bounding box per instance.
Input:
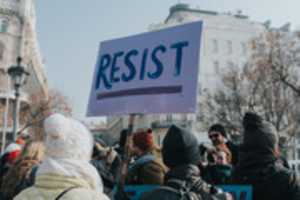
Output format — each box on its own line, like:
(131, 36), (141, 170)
(8, 57), (30, 141)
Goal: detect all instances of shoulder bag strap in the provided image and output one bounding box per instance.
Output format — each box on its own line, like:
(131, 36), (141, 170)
(55, 186), (79, 200)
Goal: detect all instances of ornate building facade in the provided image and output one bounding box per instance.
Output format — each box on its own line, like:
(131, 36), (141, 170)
(0, 0), (47, 150)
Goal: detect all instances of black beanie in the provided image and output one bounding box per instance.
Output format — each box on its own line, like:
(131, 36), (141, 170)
(208, 124), (227, 138)
(162, 125), (201, 168)
(242, 112), (278, 153)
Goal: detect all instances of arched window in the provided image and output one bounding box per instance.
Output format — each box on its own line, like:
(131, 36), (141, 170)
(1, 20), (9, 33)
(213, 60), (220, 74)
(227, 40), (233, 54)
(0, 68), (8, 92)
(0, 42), (5, 61)
(212, 39), (219, 53)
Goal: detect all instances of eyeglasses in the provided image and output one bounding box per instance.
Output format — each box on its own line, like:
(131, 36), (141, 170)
(209, 133), (220, 139)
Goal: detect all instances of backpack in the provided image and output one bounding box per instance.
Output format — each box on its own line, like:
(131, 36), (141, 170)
(158, 179), (208, 200)
(157, 185), (201, 200)
(156, 178), (226, 200)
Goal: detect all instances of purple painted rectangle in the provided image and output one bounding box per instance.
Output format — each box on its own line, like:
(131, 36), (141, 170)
(87, 21), (203, 116)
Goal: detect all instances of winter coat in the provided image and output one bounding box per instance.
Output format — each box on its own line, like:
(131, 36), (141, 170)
(126, 153), (166, 185)
(202, 164), (232, 185)
(231, 151), (300, 200)
(13, 174), (109, 200)
(140, 164), (230, 200)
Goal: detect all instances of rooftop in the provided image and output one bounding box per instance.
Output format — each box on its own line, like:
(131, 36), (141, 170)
(165, 3), (249, 23)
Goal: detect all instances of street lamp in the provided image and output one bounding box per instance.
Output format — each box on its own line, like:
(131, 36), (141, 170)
(7, 57), (30, 141)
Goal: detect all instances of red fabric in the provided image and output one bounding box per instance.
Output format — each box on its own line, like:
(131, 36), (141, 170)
(133, 129), (154, 151)
(6, 150), (21, 164)
(16, 138), (25, 145)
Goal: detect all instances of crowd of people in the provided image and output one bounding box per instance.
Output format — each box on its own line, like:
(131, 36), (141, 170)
(0, 112), (299, 200)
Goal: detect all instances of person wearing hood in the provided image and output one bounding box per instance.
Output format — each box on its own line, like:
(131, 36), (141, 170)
(141, 125), (232, 200)
(231, 112), (300, 200)
(14, 113), (109, 200)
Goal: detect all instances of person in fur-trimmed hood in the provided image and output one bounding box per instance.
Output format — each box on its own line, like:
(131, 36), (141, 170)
(14, 113), (109, 200)
(231, 112), (300, 200)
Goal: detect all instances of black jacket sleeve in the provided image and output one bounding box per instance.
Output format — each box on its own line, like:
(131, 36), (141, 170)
(289, 172), (300, 200)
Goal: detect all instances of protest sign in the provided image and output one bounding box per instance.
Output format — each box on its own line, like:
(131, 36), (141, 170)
(87, 21), (203, 116)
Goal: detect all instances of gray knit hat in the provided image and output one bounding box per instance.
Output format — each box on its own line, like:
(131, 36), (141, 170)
(242, 112), (278, 153)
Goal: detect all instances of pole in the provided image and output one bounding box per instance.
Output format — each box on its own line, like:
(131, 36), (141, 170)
(115, 114), (136, 199)
(1, 97), (9, 153)
(12, 86), (20, 142)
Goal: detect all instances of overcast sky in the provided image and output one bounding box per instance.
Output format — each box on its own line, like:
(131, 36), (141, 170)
(35, 0), (300, 120)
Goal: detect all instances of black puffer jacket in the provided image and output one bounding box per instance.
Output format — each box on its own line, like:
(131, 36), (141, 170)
(141, 164), (229, 200)
(232, 112), (300, 200)
(232, 151), (300, 200)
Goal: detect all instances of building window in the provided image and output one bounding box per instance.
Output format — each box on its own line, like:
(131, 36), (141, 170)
(0, 68), (7, 92)
(166, 114), (172, 122)
(213, 61), (220, 74)
(0, 42), (5, 61)
(212, 39), (218, 53)
(1, 20), (9, 33)
(197, 85), (202, 94)
(227, 40), (233, 54)
(227, 61), (235, 70)
(297, 148), (300, 160)
(241, 42), (247, 55)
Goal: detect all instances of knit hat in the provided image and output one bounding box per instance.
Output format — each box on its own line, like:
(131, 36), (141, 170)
(133, 129), (154, 152)
(208, 124), (227, 138)
(242, 112), (278, 154)
(162, 125), (201, 168)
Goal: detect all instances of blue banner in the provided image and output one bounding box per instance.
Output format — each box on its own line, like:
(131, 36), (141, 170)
(113, 185), (252, 200)
(219, 185), (252, 200)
